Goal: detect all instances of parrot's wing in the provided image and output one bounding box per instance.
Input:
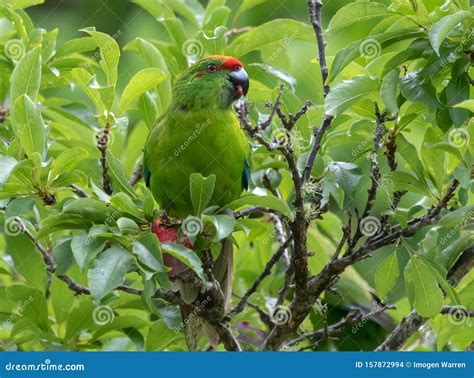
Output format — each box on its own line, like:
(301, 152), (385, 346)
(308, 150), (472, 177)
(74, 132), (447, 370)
(242, 156), (250, 191)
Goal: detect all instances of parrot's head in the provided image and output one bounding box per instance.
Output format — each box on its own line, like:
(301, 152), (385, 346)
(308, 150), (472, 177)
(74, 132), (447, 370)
(173, 55), (249, 110)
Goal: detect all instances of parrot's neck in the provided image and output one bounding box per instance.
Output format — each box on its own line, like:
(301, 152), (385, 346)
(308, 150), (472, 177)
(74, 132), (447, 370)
(173, 78), (234, 110)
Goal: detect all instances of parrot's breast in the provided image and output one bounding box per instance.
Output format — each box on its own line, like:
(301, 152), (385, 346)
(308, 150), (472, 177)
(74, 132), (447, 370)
(144, 108), (250, 217)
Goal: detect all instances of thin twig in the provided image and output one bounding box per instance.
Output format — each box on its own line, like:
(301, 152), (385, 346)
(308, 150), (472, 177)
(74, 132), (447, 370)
(97, 124), (112, 195)
(128, 164), (142, 186)
(228, 238), (293, 317)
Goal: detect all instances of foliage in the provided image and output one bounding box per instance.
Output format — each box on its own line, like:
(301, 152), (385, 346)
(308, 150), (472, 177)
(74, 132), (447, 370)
(0, 0), (473, 352)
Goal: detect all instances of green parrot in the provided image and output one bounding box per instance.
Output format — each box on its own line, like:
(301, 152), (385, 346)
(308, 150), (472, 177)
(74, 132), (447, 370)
(143, 55), (250, 349)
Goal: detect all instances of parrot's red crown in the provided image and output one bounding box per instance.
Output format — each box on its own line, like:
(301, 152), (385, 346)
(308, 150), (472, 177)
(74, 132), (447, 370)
(209, 55), (244, 71)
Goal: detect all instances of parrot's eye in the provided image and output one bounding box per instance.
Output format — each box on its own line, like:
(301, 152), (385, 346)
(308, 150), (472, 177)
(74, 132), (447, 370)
(207, 63), (217, 73)
(234, 65), (242, 71)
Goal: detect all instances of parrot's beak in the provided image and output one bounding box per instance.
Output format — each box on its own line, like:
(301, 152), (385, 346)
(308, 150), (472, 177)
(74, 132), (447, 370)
(229, 68), (249, 98)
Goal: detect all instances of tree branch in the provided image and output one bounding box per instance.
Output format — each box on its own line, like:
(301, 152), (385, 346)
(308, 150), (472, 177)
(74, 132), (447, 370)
(97, 124), (112, 195)
(128, 164), (142, 186)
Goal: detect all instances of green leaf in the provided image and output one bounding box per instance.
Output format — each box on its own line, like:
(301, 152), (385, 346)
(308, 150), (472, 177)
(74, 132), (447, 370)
(63, 198), (111, 224)
(71, 234), (106, 272)
(374, 251), (399, 299)
(203, 214), (236, 242)
(325, 75), (379, 117)
(133, 240), (167, 273)
(145, 320), (178, 351)
(11, 94), (46, 158)
(107, 155), (137, 199)
(50, 170), (88, 189)
(10, 47), (41, 104)
(4, 233), (47, 291)
(81, 27), (120, 86)
(227, 19), (314, 57)
(380, 68), (400, 115)
(0, 0), (44, 9)
(109, 192), (141, 218)
(93, 315), (148, 340)
(161, 242), (204, 281)
(421, 256), (460, 306)
(386, 171), (433, 198)
(117, 217), (140, 234)
(6, 285), (49, 331)
(235, 0), (265, 18)
(400, 71), (439, 109)
(50, 147), (89, 180)
(328, 31), (422, 82)
(428, 11), (472, 55)
(404, 257), (443, 317)
(189, 173), (216, 215)
(65, 300), (94, 341)
(327, 2), (393, 35)
(438, 205), (474, 228)
(446, 74), (470, 127)
(453, 99), (474, 112)
(52, 239), (75, 275)
(70, 68), (107, 114)
(88, 245), (133, 301)
(118, 68), (166, 115)
(56, 36), (97, 56)
(124, 38), (172, 111)
(225, 194), (293, 219)
(0, 156), (18, 189)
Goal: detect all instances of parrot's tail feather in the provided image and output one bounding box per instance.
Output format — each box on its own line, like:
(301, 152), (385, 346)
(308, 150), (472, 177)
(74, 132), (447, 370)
(180, 239), (234, 350)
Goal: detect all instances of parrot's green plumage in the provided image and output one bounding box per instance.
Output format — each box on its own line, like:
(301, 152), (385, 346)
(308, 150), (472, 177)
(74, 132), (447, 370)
(143, 56), (250, 217)
(143, 55), (250, 350)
